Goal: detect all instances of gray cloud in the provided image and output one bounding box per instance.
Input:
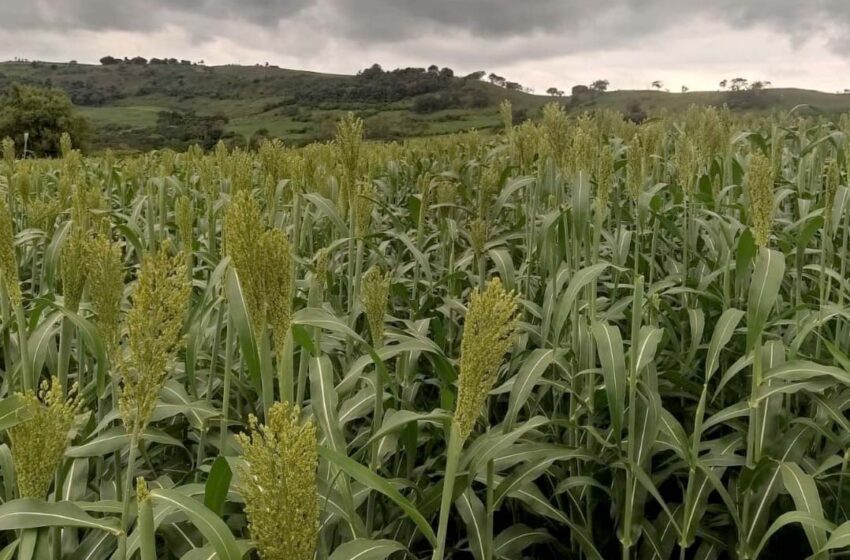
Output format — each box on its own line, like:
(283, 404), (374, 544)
(2, 0), (849, 45)
(2, 0), (850, 91)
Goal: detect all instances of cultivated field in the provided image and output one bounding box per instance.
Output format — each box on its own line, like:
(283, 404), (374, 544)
(0, 104), (849, 559)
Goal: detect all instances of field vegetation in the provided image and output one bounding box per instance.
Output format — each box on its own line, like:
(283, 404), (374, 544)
(0, 103), (848, 559)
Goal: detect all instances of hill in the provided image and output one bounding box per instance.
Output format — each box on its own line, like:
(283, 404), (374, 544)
(3, 60), (850, 151)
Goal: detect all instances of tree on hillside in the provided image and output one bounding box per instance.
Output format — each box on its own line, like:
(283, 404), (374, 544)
(590, 79), (610, 92)
(681, 85), (689, 93)
(729, 78), (748, 92)
(100, 56), (120, 65)
(465, 71), (486, 80)
(572, 84), (590, 96)
(488, 73), (506, 87)
(546, 87), (564, 96)
(0, 84), (88, 156)
(652, 80), (664, 90)
(719, 79), (728, 90)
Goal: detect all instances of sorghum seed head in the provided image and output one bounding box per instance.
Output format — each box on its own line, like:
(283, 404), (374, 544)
(237, 402), (318, 560)
(257, 228), (294, 354)
(353, 181), (376, 238)
(119, 243), (191, 434)
(361, 265), (390, 347)
(454, 278), (520, 441)
(0, 198), (21, 307)
(9, 377), (82, 498)
(747, 151), (775, 248)
(470, 218), (487, 256)
(61, 225), (89, 311)
(88, 233), (124, 358)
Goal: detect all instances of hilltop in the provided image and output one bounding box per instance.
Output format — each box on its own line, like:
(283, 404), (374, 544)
(2, 60), (850, 151)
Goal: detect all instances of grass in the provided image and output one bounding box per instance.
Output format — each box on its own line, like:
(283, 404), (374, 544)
(76, 105), (162, 128)
(6, 61), (850, 150)
(0, 105), (849, 559)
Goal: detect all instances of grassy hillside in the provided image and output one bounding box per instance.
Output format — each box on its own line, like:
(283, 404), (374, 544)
(3, 60), (850, 151)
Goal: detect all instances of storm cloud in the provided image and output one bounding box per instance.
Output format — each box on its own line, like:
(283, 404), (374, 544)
(1, 0), (850, 92)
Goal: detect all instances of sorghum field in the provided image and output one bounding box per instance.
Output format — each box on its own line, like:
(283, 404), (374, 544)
(0, 103), (850, 560)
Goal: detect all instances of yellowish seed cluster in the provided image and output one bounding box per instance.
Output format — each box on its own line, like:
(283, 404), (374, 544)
(353, 181), (376, 238)
(135, 476), (150, 503)
(595, 147), (614, 215)
(541, 102), (570, 172)
(224, 191), (265, 326)
(335, 112), (365, 216)
(119, 243), (190, 434)
(627, 135), (645, 202)
(675, 138), (699, 195)
(9, 377), (82, 498)
(88, 233), (124, 358)
(237, 402), (318, 560)
(61, 225), (89, 311)
(224, 190), (294, 351)
(470, 218), (487, 256)
(499, 99), (513, 134)
(175, 195), (194, 253)
(258, 228), (294, 353)
(0, 198), (21, 307)
(454, 278), (520, 441)
(361, 265), (391, 347)
(747, 152), (775, 248)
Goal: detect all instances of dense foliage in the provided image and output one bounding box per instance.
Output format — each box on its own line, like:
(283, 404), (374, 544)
(0, 84), (87, 156)
(0, 105), (850, 559)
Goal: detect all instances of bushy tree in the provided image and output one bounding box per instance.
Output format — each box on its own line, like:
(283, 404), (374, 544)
(590, 79), (610, 92)
(0, 84), (88, 156)
(100, 56), (120, 65)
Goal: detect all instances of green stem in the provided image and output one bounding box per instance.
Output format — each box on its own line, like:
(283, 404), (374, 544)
(57, 316), (74, 394)
(15, 303), (32, 392)
(118, 431), (140, 560)
(432, 422), (464, 560)
(219, 317), (235, 455)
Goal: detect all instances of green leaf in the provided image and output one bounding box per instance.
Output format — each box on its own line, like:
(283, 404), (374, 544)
(592, 322), (626, 436)
(149, 488), (243, 560)
(204, 457), (232, 516)
(318, 445), (437, 546)
(0, 499), (120, 535)
(779, 463), (827, 555)
(225, 268), (262, 396)
(0, 394), (31, 432)
(747, 248), (785, 346)
(328, 539), (406, 560)
(310, 355), (347, 452)
(705, 308), (745, 382)
(505, 349), (554, 431)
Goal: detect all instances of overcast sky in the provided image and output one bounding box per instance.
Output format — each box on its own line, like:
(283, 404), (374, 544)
(2, 0), (850, 93)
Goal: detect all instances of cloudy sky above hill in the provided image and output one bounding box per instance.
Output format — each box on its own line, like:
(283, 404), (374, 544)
(2, 0), (850, 93)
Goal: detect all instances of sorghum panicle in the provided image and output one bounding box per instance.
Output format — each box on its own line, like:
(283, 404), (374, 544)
(454, 278), (520, 441)
(88, 233), (124, 358)
(361, 265), (390, 347)
(119, 243), (191, 434)
(0, 198), (21, 307)
(61, 225), (89, 311)
(747, 151), (775, 248)
(237, 401), (318, 560)
(9, 377), (82, 498)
